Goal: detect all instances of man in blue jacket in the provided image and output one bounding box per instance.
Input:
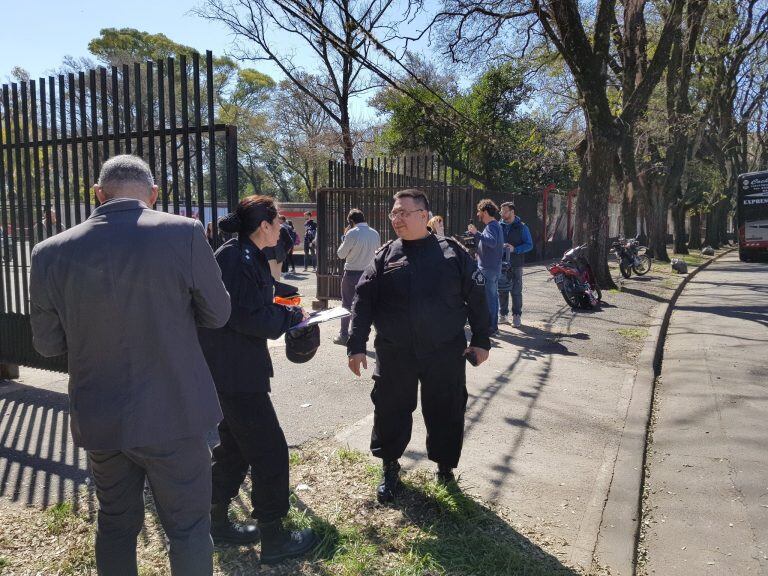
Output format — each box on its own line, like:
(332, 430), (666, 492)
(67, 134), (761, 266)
(498, 202), (533, 328)
(467, 199), (504, 335)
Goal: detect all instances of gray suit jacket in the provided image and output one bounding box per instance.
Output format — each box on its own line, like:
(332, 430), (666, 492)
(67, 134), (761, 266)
(30, 198), (231, 450)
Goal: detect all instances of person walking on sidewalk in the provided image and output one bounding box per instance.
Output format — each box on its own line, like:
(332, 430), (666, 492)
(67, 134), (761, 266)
(467, 199), (504, 335)
(197, 196), (318, 564)
(334, 209), (380, 345)
(347, 189), (490, 503)
(29, 155), (231, 576)
(498, 202), (533, 328)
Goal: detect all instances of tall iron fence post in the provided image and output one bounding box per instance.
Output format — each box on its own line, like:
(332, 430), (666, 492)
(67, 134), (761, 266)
(225, 125), (238, 212)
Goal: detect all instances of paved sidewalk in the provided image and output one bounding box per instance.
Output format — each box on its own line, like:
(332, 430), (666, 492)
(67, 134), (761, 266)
(640, 252), (768, 575)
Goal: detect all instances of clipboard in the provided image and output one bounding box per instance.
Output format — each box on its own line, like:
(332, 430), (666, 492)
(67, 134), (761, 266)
(289, 307), (351, 331)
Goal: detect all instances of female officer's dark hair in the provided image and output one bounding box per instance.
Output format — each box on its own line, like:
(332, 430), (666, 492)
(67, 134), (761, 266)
(218, 195), (279, 236)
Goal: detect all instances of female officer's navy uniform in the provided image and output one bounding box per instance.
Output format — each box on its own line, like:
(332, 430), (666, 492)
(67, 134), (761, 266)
(199, 236), (299, 518)
(198, 218), (315, 562)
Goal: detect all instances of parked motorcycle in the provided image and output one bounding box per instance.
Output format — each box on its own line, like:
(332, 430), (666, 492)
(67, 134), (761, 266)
(611, 235), (652, 278)
(547, 244), (602, 309)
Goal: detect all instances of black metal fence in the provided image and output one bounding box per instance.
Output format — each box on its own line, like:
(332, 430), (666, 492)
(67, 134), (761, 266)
(316, 158), (541, 303)
(0, 51), (238, 372)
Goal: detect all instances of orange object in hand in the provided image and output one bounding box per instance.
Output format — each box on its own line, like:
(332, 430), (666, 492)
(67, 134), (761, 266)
(274, 295), (301, 306)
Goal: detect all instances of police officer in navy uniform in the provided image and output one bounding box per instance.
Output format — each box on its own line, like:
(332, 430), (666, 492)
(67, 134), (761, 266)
(347, 188), (491, 503)
(197, 195), (317, 564)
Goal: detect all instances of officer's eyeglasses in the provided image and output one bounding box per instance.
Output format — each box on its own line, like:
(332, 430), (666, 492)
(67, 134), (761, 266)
(388, 209), (425, 221)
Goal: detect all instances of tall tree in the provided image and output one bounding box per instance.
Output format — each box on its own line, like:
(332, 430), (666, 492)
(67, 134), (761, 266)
(425, 0), (686, 285)
(197, 0), (404, 164)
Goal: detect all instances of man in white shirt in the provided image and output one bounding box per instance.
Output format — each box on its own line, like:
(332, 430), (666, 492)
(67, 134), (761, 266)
(335, 209), (380, 344)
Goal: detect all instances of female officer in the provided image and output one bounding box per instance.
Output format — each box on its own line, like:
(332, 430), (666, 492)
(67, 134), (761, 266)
(197, 195), (317, 564)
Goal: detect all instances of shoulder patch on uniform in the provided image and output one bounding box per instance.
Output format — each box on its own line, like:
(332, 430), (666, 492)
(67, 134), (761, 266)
(472, 269), (485, 286)
(375, 239), (395, 254)
(444, 236), (471, 254)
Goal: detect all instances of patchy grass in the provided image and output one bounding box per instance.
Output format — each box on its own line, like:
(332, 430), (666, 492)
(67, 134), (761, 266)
(45, 501), (76, 535)
(289, 449), (303, 466)
(616, 327), (649, 341)
(0, 442), (587, 575)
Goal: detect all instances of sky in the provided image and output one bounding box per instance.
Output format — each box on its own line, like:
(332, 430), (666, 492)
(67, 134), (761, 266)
(0, 0), (424, 121)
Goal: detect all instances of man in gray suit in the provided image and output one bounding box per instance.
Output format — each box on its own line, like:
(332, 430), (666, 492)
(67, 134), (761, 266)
(29, 155), (231, 576)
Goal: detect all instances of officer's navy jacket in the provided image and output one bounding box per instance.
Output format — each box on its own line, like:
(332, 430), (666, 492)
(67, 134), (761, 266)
(347, 233), (491, 357)
(198, 237), (300, 395)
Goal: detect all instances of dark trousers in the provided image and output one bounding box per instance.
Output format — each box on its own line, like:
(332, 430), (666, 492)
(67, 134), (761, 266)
(499, 266), (523, 316)
(211, 392), (290, 523)
(340, 269), (364, 338)
(303, 241), (316, 269)
(370, 338), (469, 468)
(88, 436), (213, 576)
(281, 249), (295, 273)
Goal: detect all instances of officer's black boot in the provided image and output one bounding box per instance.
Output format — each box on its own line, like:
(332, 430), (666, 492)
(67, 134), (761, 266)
(377, 460), (401, 503)
(258, 518), (317, 564)
(436, 463), (456, 485)
(210, 503), (260, 545)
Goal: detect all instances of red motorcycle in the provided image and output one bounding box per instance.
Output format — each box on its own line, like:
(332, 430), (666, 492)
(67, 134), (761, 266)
(547, 244), (602, 309)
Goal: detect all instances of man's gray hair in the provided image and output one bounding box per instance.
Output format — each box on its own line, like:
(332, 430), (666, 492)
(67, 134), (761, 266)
(98, 155), (154, 197)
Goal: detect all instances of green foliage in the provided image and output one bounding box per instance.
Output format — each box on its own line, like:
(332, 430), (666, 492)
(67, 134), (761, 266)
(375, 62), (578, 192)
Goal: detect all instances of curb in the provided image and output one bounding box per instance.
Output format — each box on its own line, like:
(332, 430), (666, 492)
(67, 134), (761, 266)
(592, 248), (736, 575)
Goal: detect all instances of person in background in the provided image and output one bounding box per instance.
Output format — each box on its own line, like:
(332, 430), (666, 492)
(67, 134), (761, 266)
(198, 196), (317, 564)
(427, 215), (445, 236)
(498, 202), (533, 327)
(334, 209), (380, 345)
(29, 155), (231, 576)
(303, 211), (317, 271)
(33, 209), (63, 242)
(467, 199), (504, 335)
(281, 220), (297, 275)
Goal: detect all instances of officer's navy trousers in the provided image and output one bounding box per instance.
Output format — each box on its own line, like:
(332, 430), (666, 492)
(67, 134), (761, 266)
(211, 392), (290, 523)
(370, 336), (469, 468)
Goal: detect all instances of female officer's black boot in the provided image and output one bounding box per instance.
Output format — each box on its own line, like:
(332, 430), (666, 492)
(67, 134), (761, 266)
(210, 503), (260, 545)
(258, 519), (317, 564)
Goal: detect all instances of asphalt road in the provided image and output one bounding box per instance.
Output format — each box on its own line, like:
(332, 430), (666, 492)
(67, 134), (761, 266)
(641, 252), (768, 575)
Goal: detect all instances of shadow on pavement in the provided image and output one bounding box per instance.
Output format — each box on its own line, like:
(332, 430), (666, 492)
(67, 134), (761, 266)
(618, 286), (670, 303)
(0, 379), (92, 511)
(674, 304), (768, 329)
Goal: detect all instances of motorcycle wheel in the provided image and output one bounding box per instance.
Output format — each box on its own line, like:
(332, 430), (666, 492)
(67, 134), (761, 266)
(633, 255), (652, 275)
(619, 262), (632, 278)
(560, 288), (580, 309)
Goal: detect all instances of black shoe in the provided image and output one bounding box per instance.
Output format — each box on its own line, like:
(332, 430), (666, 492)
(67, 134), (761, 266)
(210, 503), (260, 545)
(333, 334), (349, 345)
(258, 519), (317, 564)
(436, 464), (456, 485)
(377, 460), (401, 503)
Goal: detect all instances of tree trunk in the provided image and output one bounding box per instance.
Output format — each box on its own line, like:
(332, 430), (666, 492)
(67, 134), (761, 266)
(646, 181), (670, 261)
(340, 105), (354, 165)
(621, 182), (638, 237)
(573, 130), (617, 288)
(716, 199), (730, 246)
(704, 209), (719, 248)
(688, 213), (702, 249)
(672, 203), (689, 254)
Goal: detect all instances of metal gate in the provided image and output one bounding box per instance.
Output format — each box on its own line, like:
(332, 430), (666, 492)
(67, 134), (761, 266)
(316, 157), (541, 303)
(0, 51), (238, 372)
